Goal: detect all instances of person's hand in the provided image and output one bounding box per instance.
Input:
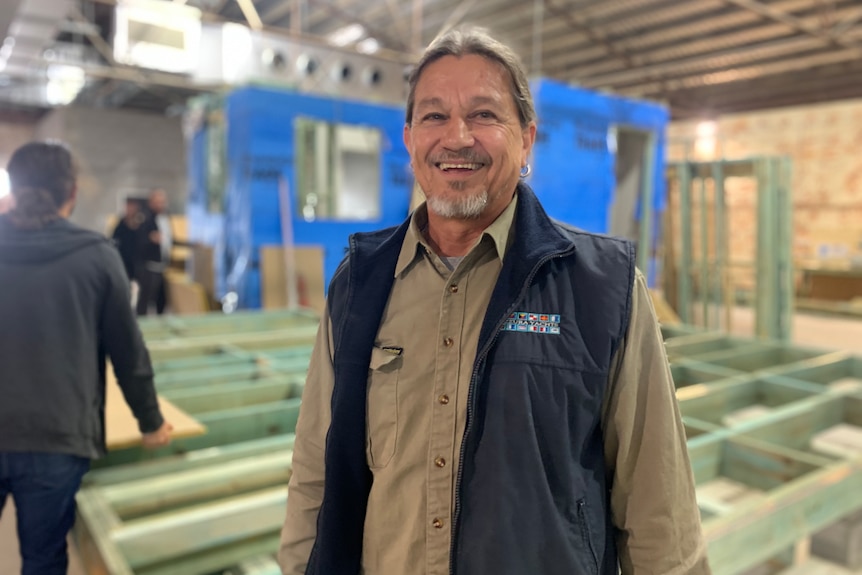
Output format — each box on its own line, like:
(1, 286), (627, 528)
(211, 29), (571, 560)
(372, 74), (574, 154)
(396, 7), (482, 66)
(142, 421), (173, 449)
(149, 231), (162, 244)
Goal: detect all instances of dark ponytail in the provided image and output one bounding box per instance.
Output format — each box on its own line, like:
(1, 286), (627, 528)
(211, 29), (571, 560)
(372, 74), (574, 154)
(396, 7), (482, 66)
(7, 141), (77, 230)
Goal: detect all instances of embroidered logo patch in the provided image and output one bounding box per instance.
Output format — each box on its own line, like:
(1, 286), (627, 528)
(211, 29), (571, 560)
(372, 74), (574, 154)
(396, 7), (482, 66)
(503, 312), (561, 334)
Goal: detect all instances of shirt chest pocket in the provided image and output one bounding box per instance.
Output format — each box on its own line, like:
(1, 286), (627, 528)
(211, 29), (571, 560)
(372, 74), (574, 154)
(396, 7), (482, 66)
(366, 347), (401, 469)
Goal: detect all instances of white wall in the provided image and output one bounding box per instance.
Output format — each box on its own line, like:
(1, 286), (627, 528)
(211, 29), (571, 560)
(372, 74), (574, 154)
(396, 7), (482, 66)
(35, 106), (187, 233)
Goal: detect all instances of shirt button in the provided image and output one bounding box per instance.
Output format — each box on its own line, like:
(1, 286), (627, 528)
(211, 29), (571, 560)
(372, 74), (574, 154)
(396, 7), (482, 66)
(449, 284), (459, 294)
(438, 394), (450, 405)
(435, 457), (446, 468)
(443, 337), (454, 347)
(432, 518), (444, 529)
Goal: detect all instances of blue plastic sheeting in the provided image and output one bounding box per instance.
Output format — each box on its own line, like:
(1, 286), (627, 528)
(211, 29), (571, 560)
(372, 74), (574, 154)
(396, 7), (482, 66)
(188, 87), (411, 309)
(529, 78), (669, 234)
(187, 80), (668, 309)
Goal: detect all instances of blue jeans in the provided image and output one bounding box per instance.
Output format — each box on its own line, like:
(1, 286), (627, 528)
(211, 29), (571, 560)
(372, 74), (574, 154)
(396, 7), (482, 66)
(0, 452), (90, 575)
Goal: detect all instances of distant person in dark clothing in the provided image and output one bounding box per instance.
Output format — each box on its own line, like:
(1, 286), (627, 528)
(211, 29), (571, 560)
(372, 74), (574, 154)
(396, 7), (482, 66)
(111, 198), (144, 281)
(0, 141), (173, 575)
(136, 188), (172, 316)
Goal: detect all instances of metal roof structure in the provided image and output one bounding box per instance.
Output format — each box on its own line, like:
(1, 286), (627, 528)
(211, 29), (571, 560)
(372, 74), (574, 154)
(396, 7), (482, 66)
(1, 0), (860, 118)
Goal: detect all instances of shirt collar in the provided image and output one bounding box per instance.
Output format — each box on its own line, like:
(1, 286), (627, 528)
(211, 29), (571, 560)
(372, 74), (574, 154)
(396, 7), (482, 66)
(394, 193), (519, 277)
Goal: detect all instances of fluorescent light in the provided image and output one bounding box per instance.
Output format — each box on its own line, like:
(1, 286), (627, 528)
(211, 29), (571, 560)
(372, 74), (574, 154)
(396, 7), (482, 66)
(356, 37), (380, 54)
(696, 121), (716, 138)
(327, 23), (365, 47)
(46, 64), (86, 105)
(694, 121), (717, 158)
(0, 37), (14, 60)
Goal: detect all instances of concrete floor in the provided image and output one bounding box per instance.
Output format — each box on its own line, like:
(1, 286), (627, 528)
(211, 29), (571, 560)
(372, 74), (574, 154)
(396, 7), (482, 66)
(727, 307), (862, 355)
(0, 309), (859, 574)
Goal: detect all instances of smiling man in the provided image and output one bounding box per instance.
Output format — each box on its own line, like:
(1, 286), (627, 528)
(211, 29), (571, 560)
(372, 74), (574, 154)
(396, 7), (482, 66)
(279, 28), (710, 575)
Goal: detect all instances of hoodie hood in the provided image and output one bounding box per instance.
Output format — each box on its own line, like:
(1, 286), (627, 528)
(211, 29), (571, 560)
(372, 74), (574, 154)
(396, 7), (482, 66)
(0, 216), (108, 265)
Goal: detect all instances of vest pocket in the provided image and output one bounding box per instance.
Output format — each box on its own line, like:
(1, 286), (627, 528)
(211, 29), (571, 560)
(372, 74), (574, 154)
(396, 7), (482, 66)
(366, 347), (400, 468)
(576, 498), (600, 575)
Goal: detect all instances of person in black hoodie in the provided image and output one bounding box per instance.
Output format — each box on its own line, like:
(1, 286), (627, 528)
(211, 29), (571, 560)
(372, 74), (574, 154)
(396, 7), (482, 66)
(0, 141), (173, 574)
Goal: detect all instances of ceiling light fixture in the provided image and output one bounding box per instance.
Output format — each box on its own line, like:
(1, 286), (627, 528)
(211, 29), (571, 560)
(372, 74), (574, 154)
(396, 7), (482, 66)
(327, 23), (365, 47)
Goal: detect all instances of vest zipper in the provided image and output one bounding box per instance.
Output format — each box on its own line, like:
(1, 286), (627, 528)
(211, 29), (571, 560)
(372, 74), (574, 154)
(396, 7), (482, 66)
(577, 499), (600, 574)
(449, 247), (574, 575)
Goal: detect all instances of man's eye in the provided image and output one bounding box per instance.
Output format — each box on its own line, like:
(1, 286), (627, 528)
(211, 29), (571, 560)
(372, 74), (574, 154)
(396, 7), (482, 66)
(422, 113), (445, 121)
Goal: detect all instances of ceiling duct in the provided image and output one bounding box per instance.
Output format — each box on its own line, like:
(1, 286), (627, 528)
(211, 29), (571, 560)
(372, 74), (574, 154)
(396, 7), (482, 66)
(0, 0), (87, 109)
(0, 0), (408, 112)
(113, 0), (202, 75)
(1, 0), (75, 75)
(194, 22), (408, 105)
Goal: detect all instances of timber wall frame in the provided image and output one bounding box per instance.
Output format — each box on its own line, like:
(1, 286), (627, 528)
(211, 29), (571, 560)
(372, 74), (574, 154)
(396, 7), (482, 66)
(75, 312), (862, 574)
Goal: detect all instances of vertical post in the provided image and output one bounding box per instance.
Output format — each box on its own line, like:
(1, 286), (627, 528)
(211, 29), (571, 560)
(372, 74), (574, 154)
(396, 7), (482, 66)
(778, 157), (794, 342)
(678, 163), (692, 324)
(278, 177), (300, 311)
(713, 161), (729, 331)
(532, 0), (544, 76)
(637, 131), (657, 280)
(755, 159), (776, 340)
(699, 175), (709, 329)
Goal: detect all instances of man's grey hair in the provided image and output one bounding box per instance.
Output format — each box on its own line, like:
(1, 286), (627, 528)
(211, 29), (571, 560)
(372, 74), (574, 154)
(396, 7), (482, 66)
(405, 27), (536, 129)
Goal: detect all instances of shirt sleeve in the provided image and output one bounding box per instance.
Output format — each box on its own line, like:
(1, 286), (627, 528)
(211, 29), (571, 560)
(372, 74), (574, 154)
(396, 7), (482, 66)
(603, 269), (712, 575)
(278, 307), (335, 575)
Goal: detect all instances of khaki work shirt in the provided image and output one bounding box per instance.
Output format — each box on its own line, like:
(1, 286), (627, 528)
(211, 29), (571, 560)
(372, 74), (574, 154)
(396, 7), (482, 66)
(280, 198), (710, 575)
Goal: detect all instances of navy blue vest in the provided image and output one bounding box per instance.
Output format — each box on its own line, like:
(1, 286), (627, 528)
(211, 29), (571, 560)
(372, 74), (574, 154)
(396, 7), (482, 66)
(307, 184), (634, 575)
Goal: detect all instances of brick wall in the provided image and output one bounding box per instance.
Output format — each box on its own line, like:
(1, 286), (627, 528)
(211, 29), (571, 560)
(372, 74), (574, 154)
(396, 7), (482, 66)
(668, 98), (862, 268)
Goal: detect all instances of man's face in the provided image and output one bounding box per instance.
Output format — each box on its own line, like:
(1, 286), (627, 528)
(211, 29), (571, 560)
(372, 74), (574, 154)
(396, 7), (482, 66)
(149, 190), (167, 214)
(404, 54), (536, 221)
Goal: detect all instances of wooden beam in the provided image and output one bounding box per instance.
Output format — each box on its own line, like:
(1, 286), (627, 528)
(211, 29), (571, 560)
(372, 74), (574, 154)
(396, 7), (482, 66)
(723, 0), (862, 53)
(97, 399), (301, 466)
(84, 435), (294, 487)
(113, 487), (287, 567)
(236, 0), (264, 30)
(162, 378), (304, 414)
(102, 451), (292, 518)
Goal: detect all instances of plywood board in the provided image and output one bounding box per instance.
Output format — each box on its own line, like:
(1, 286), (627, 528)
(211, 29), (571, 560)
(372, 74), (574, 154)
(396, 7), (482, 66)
(165, 272), (210, 315)
(260, 245), (326, 316)
(810, 424), (862, 459)
(105, 367), (206, 451)
(188, 243), (216, 303)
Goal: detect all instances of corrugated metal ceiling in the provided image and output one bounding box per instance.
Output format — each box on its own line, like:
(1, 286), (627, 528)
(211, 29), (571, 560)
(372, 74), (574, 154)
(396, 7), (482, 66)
(221, 0), (862, 118)
(1, 0), (860, 118)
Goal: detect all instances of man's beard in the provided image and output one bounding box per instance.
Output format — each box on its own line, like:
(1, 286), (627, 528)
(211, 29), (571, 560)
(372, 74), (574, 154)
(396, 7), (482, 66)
(426, 181), (490, 220)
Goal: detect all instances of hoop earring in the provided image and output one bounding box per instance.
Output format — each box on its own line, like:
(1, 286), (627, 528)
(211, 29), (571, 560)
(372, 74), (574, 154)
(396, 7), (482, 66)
(520, 163), (532, 178)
